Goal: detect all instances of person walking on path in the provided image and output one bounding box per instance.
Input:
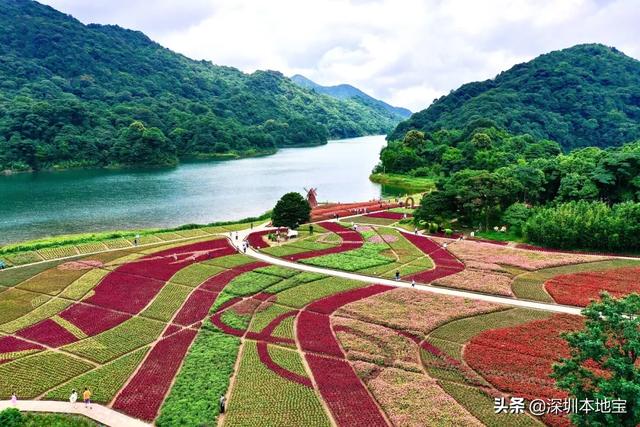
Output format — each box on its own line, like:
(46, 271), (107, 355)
(411, 279), (416, 287)
(219, 395), (227, 414)
(10, 391), (17, 406)
(83, 388), (92, 409)
(69, 389), (78, 407)
(395, 270), (400, 281)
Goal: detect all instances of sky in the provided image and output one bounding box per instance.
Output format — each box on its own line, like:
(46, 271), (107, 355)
(40, 0), (640, 112)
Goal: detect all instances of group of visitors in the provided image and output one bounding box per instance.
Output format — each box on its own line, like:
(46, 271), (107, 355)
(8, 388), (92, 409)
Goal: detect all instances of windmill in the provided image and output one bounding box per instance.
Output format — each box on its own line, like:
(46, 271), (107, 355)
(304, 187), (318, 208)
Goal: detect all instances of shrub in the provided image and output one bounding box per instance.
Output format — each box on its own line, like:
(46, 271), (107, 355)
(0, 408), (23, 427)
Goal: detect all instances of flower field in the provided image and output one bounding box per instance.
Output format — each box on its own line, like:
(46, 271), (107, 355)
(544, 265), (640, 306)
(1, 224), (638, 426)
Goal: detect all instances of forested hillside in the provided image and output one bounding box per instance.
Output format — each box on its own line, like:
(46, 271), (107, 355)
(0, 0), (399, 171)
(291, 74), (411, 119)
(389, 44), (640, 150)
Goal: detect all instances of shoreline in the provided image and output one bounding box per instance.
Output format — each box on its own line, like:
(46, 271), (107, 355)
(0, 133), (386, 176)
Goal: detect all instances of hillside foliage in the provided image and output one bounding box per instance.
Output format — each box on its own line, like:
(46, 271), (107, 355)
(0, 0), (399, 171)
(389, 44), (640, 150)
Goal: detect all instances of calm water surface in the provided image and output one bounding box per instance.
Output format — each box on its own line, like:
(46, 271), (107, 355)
(0, 135), (403, 244)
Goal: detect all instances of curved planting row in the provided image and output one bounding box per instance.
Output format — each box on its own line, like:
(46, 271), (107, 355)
(112, 261), (268, 421)
(464, 314), (583, 426)
(400, 232), (465, 283)
(545, 266), (640, 307)
(248, 222), (365, 262)
(0, 238), (235, 356)
(297, 284), (392, 427)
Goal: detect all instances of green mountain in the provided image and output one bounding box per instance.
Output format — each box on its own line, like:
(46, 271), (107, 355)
(389, 44), (640, 150)
(291, 74), (411, 118)
(0, 0), (400, 171)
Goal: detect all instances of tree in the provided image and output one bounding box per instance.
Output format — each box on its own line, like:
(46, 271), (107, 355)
(552, 293), (640, 427)
(271, 192), (311, 229)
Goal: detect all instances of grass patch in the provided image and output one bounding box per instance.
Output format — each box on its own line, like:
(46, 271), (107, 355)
(369, 173), (435, 192)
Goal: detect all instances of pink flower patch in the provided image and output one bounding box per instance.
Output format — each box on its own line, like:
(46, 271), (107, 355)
(57, 260), (104, 271)
(367, 234), (399, 244)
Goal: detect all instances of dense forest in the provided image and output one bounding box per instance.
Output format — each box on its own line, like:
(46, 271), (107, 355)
(0, 0), (401, 171)
(290, 74), (411, 119)
(379, 120), (640, 251)
(389, 44), (640, 150)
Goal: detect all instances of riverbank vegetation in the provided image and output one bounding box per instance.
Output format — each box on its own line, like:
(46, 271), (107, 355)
(0, 1), (401, 172)
(368, 173), (435, 192)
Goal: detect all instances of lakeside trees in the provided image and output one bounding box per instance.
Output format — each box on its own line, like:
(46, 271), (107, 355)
(0, 1), (400, 171)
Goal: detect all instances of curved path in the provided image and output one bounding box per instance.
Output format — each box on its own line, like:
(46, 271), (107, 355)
(236, 224), (582, 315)
(0, 400), (150, 427)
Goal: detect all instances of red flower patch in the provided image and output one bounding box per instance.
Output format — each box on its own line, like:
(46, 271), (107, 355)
(172, 289), (218, 326)
(257, 341), (312, 388)
(59, 303), (131, 336)
(17, 319), (78, 347)
(247, 230), (272, 249)
(305, 353), (388, 427)
(112, 327), (198, 421)
(545, 266), (640, 307)
(400, 232), (465, 283)
(464, 314), (583, 426)
(0, 336), (43, 353)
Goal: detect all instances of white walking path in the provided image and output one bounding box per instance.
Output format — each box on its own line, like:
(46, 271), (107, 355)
(231, 223), (583, 315)
(0, 400), (151, 427)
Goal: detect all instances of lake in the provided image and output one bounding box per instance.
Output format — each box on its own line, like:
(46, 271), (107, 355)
(0, 135), (404, 244)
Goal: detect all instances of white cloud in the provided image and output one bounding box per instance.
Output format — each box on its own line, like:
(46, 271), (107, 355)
(40, 0), (640, 111)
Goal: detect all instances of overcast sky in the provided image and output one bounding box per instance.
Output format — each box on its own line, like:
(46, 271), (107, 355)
(40, 0), (640, 112)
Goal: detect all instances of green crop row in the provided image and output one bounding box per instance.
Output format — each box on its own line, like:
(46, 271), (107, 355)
(157, 324), (240, 427)
(46, 347), (149, 403)
(141, 283), (193, 322)
(0, 352), (93, 399)
(169, 263), (225, 287)
(63, 317), (165, 363)
(224, 341), (330, 427)
(276, 277), (365, 309)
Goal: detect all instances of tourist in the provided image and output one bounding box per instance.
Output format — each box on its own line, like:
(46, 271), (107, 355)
(173, 253), (178, 261)
(69, 389), (78, 407)
(235, 232), (239, 241)
(414, 227), (418, 235)
(395, 270), (400, 281)
(250, 222), (253, 229)
(219, 395), (227, 414)
(309, 225), (314, 234)
(83, 388), (92, 409)
(10, 391), (17, 406)
(411, 279), (416, 287)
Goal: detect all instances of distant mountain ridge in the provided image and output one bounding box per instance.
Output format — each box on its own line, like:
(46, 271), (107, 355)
(0, 0), (402, 171)
(389, 44), (640, 150)
(291, 74), (411, 119)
